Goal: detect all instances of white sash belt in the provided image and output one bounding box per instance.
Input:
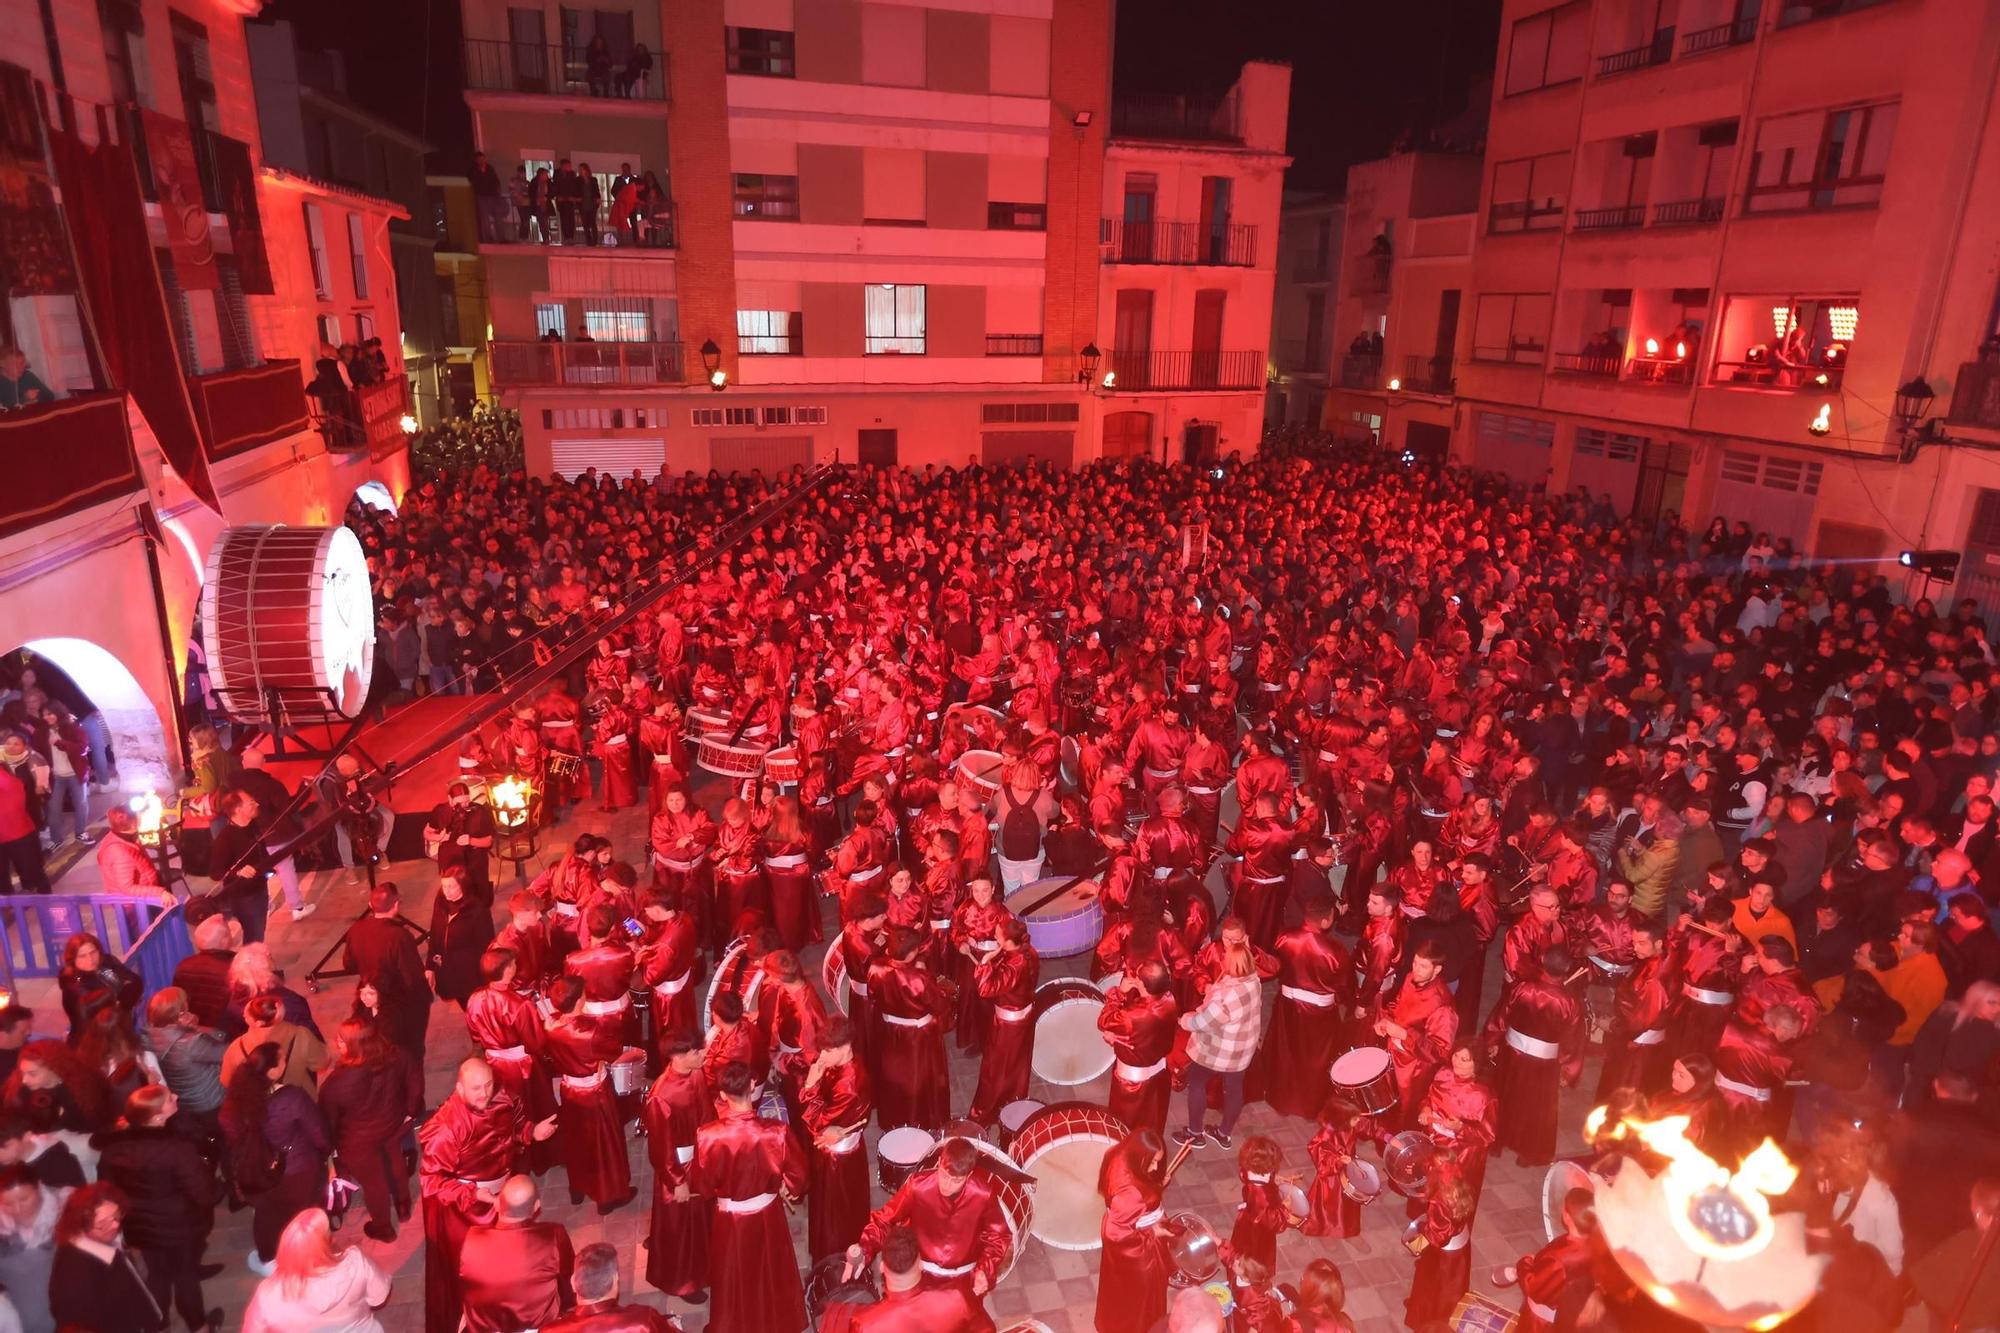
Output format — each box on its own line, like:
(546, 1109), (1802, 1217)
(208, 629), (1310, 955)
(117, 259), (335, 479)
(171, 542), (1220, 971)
(1528, 1299), (1557, 1322)
(561, 1069), (607, 1091)
(1588, 955), (1634, 976)
(582, 996), (630, 1016)
(717, 1192), (777, 1214)
(1279, 985), (1340, 1008)
(1135, 1207), (1165, 1227)
(542, 719), (577, 729)
(1187, 785), (1221, 795)
(1631, 1028), (1666, 1046)
(1442, 1230), (1469, 1252)
(1152, 867), (1173, 880)
(602, 734), (628, 746)
(1318, 751), (1340, 764)
(1505, 1029), (1559, 1060)
(658, 971), (691, 996)
(849, 865), (883, 882)
(1145, 767), (1180, 780)
(826, 1130), (864, 1155)
(847, 979), (869, 998)
(552, 902), (580, 918)
(930, 918), (953, 931)
(1683, 984), (1732, 1006)
(485, 1045), (529, 1062)
(456, 1174), (508, 1190)
(993, 1004), (1031, 1022)
(653, 754), (677, 765)
(881, 1012), (934, 1028)
(922, 1260), (975, 1278)
(764, 854), (807, 869)
(675, 1144), (695, 1164)
(1715, 1073), (1772, 1101)
(1116, 1057), (1168, 1082)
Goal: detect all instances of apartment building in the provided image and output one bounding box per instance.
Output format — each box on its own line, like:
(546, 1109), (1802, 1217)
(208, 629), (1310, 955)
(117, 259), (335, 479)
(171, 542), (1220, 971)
(1454, 0), (2000, 599)
(1318, 150), (1482, 464)
(459, 0), (1288, 474)
(0, 0), (410, 781)
(1268, 193), (1342, 427)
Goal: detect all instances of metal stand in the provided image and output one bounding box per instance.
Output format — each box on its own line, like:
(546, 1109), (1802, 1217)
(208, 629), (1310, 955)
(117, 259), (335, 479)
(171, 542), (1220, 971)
(304, 908), (430, 991)
(208, 685), (365, 760)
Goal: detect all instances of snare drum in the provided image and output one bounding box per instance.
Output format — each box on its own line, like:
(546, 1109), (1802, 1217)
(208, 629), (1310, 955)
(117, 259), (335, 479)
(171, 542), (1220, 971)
(1006, 876), (1104, 959)
(763, 745), (803, 785)
(1279, 1180), (1309, 1222)
(1329, 1046), (1398, 1118)
(696, 734), (768, 778)
(1162, 1211), (1223, 1285)
(1340, 1158), (1383, 1204)
(805, 1255), (876, 1329)
(757, 1090), (790, 1124)
(609, 1047), (648, 1096)
(1094, 971), (1123, 993)
(1030, 979), (1114, 1086)
(956, 749), (1006, 804)
(1382, 1130), (1437, 1199)
(1008, 1101), (1128, 1251)
(998, 1099), (1044, 1151)
(685, 707), (731, 735)
(820, 945), (849, 1015)
(878, 1126), (936, 1193)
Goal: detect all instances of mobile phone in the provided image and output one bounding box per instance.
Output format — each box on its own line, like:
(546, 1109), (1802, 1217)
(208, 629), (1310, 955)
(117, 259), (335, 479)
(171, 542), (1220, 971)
(622, 917), (644, 937)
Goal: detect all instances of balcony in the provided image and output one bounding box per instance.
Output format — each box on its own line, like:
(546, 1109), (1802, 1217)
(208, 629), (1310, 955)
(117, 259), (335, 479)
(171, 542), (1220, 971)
(0, 391), (140, 541)
(1949, 358), (2000, 431)
(1713, 358), (1846, 391)
(1573, 204), (1646, 232)
(187, 361), (311, 462)
(462, 38), (668, 101)
(1348, 252), (1391, 295)
(1488, 200), (1565, 234)
(1101, 219), (1258, 267)
(1339, 353), (1382, 389)
(1624, 354), (1697, 386)
(489, 340), (686, 388)
(1551, 351), (1623, 378)
(1777, 0), (1892, 28)
(489, 200), (676, 250)
(1400, 354), (1454, 396)
(986, 334), (1044, 357)
(1652, 196), (1725, 226)
(1105, 349), (1264, 392)
(1110, 94), (1241, 144)
(1597, 28), (1676, 76)
(1682, 14), (1759, 54)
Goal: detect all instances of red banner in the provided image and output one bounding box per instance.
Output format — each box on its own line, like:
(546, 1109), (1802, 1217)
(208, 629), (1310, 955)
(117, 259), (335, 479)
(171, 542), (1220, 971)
(209, 134), (272, 294)
(140, 108), (218, 291)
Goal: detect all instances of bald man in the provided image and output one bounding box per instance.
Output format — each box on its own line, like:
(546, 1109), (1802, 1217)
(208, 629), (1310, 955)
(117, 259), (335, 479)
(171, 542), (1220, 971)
(460, 1175), (576, 1333)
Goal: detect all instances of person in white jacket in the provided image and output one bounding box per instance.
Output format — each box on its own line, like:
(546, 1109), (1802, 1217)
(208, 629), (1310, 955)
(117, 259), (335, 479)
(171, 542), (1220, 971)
(241, 1209), (391, 1333)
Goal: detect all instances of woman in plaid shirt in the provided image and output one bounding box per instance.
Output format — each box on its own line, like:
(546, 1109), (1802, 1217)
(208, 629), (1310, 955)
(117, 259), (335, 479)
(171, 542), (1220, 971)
(1175, 931), (1264, 1149)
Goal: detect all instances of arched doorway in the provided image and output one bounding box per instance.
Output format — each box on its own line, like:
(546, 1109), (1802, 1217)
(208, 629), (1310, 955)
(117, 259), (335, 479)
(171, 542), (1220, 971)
(1103, 410), (1153, 461)
(352, 480), (398, 514)
(8, 639), (175, 798)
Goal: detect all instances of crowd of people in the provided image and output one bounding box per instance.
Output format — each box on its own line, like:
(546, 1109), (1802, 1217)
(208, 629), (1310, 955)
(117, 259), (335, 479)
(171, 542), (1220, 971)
(0, 668), (124, 896)
(14, 434), (2000, 1333)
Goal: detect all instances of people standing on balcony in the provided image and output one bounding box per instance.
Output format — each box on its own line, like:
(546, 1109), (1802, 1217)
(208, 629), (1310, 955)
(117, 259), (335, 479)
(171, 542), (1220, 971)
(643, 173), (673, 247)
(584, 36), (613, 98)
(0, 347), (51, 411)
(612, 174), (643, 246)
(470, 152), (506, 245)
(553, 161), (583, 247)
(622, 45), (654, 98)
(508, 168), (533, 244)
(528, 169), (555, 245)
(577, 165), (602, 248)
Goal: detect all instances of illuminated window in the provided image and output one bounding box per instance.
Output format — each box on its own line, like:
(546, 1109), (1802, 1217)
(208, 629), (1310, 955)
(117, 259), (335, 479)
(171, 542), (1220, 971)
(865, 284), (926, 355)
(1712, 296), (1857, 390)
(726, 27), (794, 77)
(737, 309), (802, 355)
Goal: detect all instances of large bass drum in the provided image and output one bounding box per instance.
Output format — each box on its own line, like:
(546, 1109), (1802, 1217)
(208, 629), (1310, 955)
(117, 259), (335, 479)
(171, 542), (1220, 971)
(201, 525), (375, 721)
(820, 945), (849, 1015)
(1030, 979), (1113, 1086)
(1006, 877), (1104, 959)
(1008, 1101), (1128, 1251)
(704, 936), (755, 1030)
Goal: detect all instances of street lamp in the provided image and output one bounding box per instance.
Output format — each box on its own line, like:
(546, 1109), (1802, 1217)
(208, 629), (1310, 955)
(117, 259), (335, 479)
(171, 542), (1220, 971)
(700, 338), (727, 391)
(1078, 343), (1100, 386)
(1893, 377), (1937, 434)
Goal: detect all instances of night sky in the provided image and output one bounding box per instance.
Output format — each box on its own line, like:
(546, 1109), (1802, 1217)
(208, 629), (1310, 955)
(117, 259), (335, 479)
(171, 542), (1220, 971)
(260, 0), (1500, 193)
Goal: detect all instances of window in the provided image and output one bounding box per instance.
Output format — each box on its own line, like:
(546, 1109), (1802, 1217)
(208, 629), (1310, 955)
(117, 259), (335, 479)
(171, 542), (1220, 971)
(1745, 101), (1897, 213)
(169, 11), (221, 207)
(347, 214), (368, 299)
(1504, 2), (1590, 96)
(734, 174), (800, 220)
(534, 302), (567, 339)
(1471, 293), (1552, 363)
(981, 402), (1081, 424)
(353, 312), (374, 344)
(1490, 152), (1570, 232)
(861, 3), (926, 87)
(691, 405), (757, 426)
(1574, 427), (1646, 462)
(726, 27), (795, 77)
(438, 276), (461, 346)
(737, 309), (803, 355)
(760, 405), (830, 426)
(302, 202), (330, 297)
(318, 313), (342, 346)
(98, 0), (146, 106)
(863, 148), (925, 226)
(1475, 412), (1555, 448)
(1712, 295), (1857, 390)
(582, 298), (651, 342)
(865, 283), (926, 354)
(988, 202), (1047, 231)
(1721, 449), (1823, 494)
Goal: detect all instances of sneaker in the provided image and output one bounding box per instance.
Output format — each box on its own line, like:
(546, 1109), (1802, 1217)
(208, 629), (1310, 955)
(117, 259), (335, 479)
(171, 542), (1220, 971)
(291, 903), (318, 921)
(247, 1250), (275, 1277)
(1208, 1129), (1234, 1150)
(1172, 1128), (1208, 1149)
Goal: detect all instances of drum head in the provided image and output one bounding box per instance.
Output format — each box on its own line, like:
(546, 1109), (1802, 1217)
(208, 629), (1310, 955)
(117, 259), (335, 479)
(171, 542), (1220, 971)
(1342, 1158), (1382, 1203)
(1011, 1102), (1127, 1251)
(879, 1127), (935, 1166)
(1541, 1160), (1595, 1242)
(1031, 995), (1113, 1086)
(820, 946), (848, 1016)
(1059, 735), (1081, 790)
(806, 1255), (876, 1327)
(999, 1099), (1044, 1132)
(1095, 971), (1122, 993)
(958, 749), (1005, 792)
(1330, 1046), (1392, 1086)
(703, 938), (750, 1032)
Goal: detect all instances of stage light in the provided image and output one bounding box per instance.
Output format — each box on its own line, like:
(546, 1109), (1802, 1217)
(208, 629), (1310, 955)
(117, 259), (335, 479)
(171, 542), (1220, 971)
(1807, 404), (1831, 436)
(1772, 305), (1796, 339)
(1101, 370), (1117, 389)
(1387, 377), (1401, 391)
(398, 413), (419, 435)
(1829, 305), (1858, 342)
(1645, 337), (1660, 356)
(1900, 549), (1961, 580)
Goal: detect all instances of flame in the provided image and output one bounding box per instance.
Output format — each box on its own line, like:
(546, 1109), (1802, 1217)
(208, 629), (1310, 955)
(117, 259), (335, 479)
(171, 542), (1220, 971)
(1675, 340), (1688, 360)
(1809, 404), (1832, 436)
(130, 790), (166, 846)
(1621, 1114), (1797, 1261)
(1645, 337), (1661, 356)
(491, 776), (534, 827)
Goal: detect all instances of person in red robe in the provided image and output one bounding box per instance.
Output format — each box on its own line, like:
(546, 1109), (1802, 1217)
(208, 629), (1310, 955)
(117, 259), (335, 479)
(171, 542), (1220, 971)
(759, 794), (820, 951)
(543, 1241), (683, 1333)
(1596, 914), (1673, 1100)
(1502, 888), (1572, 991)
(493, 891), (558, 993)
(563, 905), (638, 1046)
(1419, 1043), (1500, 1208)
(846, 1138), (1011, 1313)
(1376, 939), (1458, 1124)
(542, 976), (635, 1211)
(949, 873), (1009, 1038)
(1356, 884), (1408, 1013)
(1094, 1128), (1170, 1333)
(968, 918), (1037, 1123)
(1402, 1176), (1475, 1331)
(800, 1016), (873, 1261)
(593, 701), (638, 812)
(1668, 894), (1743, 1056)
(537, 683), (587, 811)
(1228, 1136), (1294, 1272)
(1303, 1092), (1373, 1241)
(1258, 897), (1352, 1119)
(464, 948), (557, 1170)
(826, 1224), (990, 1333)
(1485, 946), (1586, 1166)
(458, 1175), (576, 1333)
(640, 1031), (711, 1302)
(713, 797), (770, 940)
(636, 888), (699, 1048)
(761, 948), (828, 1118)
(838, 899), (887, 1070)
(651, 787), (719, 950)
(1494, 1186), (1599, 1333)
(1099, 964), (1179, 1137)
(418, 1058), (558, 1333)
(867, 927), (952, 1130)
(1713, 1005), (1803, 1158)
(639, 701), (687, 817)
(695, 1060), (809, 1333)
(1227, 792), (1299, 951)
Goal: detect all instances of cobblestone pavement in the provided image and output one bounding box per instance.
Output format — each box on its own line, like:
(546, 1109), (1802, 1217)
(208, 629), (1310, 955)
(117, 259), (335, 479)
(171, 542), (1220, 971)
(32, 781), (1594, 1333)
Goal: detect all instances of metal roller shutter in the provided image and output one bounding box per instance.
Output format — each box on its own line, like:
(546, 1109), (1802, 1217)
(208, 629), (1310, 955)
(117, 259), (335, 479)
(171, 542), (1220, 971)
(548, 437), (666, 480)
(981, 430), (1074, 468)
(707, 435), (814, 474)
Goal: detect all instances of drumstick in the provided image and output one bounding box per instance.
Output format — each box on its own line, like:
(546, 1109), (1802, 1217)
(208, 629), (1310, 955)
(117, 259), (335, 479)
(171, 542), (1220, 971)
(1014, 858), (1112, 918)
(1161, 1139), (1197, 1187)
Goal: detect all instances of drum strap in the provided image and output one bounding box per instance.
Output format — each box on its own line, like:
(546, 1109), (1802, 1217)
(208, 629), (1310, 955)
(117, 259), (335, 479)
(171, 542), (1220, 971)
(717, 1192), (778, 1214)
(1115, 1057), (1168, 1082)
(484, 1045), (529, 1062)
(1279, 985), (1340, 1008)
(658, 971), (691, 996)
(881, 1013), (934, 1028)
(1683, 984), (1732, 1005)
(582, 996), (631, 1016)
(1714, 1073), (1772, 1101)
(561, 1069), (608, 1092)
(993, 1004), (1031, 1023)
(1504, 1029), (1559, 1060)
(1135, 1207), (1165, 1228)
(1630, 1027), (1665, 1045)
(922, 1261), (976, 1278)
(764, 854), (808, 869)
(1441, 1231), (1470, 1252)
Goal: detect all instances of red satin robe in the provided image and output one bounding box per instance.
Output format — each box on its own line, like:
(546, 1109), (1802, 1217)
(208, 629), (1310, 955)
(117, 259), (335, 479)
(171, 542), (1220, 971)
(1228, 815), (1299, 951)
(418, 1091), (536, 1333)
(764, 979), (828, 1107)
(1713, 1019), (1794, 1156)
(593, 705), (638, 810)
(639, 912), (699, 1039)
(1502, 913), (1571, 988)
(537, 693), (586, 803)
(641, 1064), (710, 1298)
(1099, 988), (1178, 1136)
(459, 1217), (575, 1333)
(564, 942), (637, 1042)
(867, 957), (951, 1130)
(834, 1285), (991, 1333)
(1670, 929), (1740, 1055)
(761, 831), (819, 951)
(1304, 1096), (1370, 1240)
(492, 920), (557, 992)
(1403, 1186), (1472, 1330)
(1514, 1232), (1596, 1332)
(858, 1172), (1012, 1299)
(651, 808), (719, 940)
(1235, 753), (1294, 816)
(1230, 1170), (1291, 1271)
(702, 1020), (754, 1088)
(944, 889), (1000, 1046)
(1420, 1068), (1499, 1206)
(1735, 968), (1823, 1041)
(1095, 1157), (1169, 1333)
(1356, 913), (1406, 1009)
(1382, 975), (1458, 1123)
(1133, 812), (1203, 888)
(694, 1107), (809, 1333)
(1258, 926), (1353, 1119)
(542, 1015), (631, 1205)
(1485, 976), (1585, 1166)
(800, 1060), (873, 1260)
(713, 819), (770, 938)
(969, 945), (1038, 1122)
(1597, 952), (1674, 1099)
(463, 983), (556, 1160)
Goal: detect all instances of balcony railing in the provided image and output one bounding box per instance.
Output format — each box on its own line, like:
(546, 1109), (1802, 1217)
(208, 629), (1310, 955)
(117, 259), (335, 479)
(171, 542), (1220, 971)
(1682, 14), (1759, 54)
(462, 38), (667, 101)
(1652, 196), (1725, 226)
(1573, 204), (1646, 232)
(1339, 353), (1382, 389)
(1777, 0), (1891, 29)
(0, 392), (140, 541)
(1551, 351), (1623, 378)
(187, 360), (311, 462)
(1401, 354), (1454, 395)
(1110, 95), (1241, 144)
(1713, 358), (1847, 390)
(1471, 340), (1547, 365)
(1488, 200), (1565, 234)
(1597, 28), (1675, 76)
(986, 334), (1044, 357)
(1624, 354), (1697, 386)
(1105, 349), (1263, 392)
(489, 340), (686, 387)
(1950, 358), (2000, 431)
(1100, 219), (1258, 266)
(492, 199), (676, 249)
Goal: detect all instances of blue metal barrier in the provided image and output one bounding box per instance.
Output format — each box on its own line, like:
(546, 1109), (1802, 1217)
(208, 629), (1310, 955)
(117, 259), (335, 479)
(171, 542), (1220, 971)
(0, 895), (185, 1001)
